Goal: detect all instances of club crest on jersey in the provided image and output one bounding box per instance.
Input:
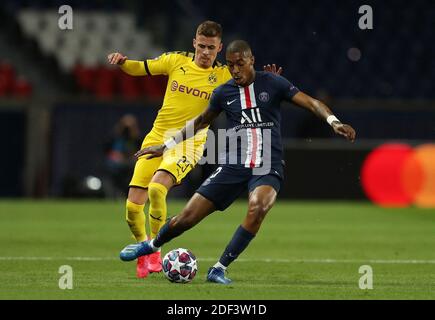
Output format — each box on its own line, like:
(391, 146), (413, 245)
(208, 72), (217, 84)
(241, 107), (262, 124)
(258, 92), (269, 102)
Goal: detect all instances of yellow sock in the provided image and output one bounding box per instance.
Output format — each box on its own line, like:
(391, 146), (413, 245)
(148, 182), (168, 239)
(125, 199), (147, 242)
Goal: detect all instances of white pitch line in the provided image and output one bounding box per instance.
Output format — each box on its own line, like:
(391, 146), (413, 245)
(0, 257), (115, 261)
(1, 256), (435, 264)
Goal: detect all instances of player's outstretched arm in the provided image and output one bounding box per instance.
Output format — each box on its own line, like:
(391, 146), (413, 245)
(134, 108), (221, 159)
(107, 52), (147, 76)
(291, 92), (356, 142)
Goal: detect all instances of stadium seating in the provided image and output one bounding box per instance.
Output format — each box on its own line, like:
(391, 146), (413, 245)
(0, 61), (32, 97)
(3, 0), (433, 99)
(15, 8), (165, 99)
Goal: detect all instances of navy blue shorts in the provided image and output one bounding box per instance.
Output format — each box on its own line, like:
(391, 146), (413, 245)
(196, 165), (283, 211)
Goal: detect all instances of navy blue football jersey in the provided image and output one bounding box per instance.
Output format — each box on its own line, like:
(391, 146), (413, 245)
(208, 71), (299, 170)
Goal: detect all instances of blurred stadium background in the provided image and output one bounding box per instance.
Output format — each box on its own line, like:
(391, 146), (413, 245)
(0, 0), (434, 300)
(0, 0), (434, 204)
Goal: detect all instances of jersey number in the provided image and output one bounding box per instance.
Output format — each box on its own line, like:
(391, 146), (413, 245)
(177, 156), (192, 174)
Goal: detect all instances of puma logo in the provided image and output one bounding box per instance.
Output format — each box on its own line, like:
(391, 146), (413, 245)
(149, 214), (162, 221)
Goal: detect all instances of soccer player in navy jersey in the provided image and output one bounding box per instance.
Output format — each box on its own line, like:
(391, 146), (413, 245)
(119, 40), (356, 284)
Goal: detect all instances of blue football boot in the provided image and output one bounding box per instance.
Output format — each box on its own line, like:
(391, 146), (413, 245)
(119, 241), (154, 261)
(206, 267), (232, 284)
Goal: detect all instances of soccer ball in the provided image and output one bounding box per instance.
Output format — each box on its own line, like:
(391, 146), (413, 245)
(162, 248), (198, 283)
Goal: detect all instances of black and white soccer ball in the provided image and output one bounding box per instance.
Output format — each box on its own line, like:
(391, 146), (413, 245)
(162, 248), (198, 283)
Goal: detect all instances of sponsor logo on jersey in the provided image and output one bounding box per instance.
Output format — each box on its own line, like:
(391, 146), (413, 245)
(226, 99), (237, 105)
(241, 107), (262, 124)
(170, 80), (211, 100)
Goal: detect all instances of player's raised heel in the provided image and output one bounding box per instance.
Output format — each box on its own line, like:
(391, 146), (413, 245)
(206, 267), (232, 284)
(136, 256), (149, 278)
(148, 251), (162, 273)
(119, 241), (154, 261)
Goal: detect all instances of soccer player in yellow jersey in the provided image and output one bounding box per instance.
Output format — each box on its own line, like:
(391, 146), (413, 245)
(108, 21), (281, 278)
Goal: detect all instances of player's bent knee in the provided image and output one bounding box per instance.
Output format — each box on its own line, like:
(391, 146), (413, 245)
(128, 187), (148, 205)
(152, 170), (176, 188)
(148, 182), (168, 201)
(247, 201), (271, 226)
(249, 199), (271, 216)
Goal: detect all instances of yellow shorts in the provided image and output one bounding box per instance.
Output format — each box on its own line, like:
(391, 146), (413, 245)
(129, 133), (205, 189)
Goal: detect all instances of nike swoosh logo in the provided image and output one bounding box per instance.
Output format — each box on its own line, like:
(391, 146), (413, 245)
(226, 99), (237, 105)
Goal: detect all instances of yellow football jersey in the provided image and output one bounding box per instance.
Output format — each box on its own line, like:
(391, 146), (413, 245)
(133, 51), (232, 143)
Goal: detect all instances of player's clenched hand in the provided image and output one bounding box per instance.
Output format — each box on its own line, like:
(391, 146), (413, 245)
(134, 144), (166, 159)
(107, 52), (128, 65)
(332, 123), (356, 142)
(263, 64), (283, 75)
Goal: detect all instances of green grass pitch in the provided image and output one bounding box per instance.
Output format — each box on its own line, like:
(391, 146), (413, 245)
(0, 200), (434, 300)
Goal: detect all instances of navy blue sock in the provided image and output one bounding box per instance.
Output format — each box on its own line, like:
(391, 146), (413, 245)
(219, 225), (255, 267)
(153, 217), (185, 248)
